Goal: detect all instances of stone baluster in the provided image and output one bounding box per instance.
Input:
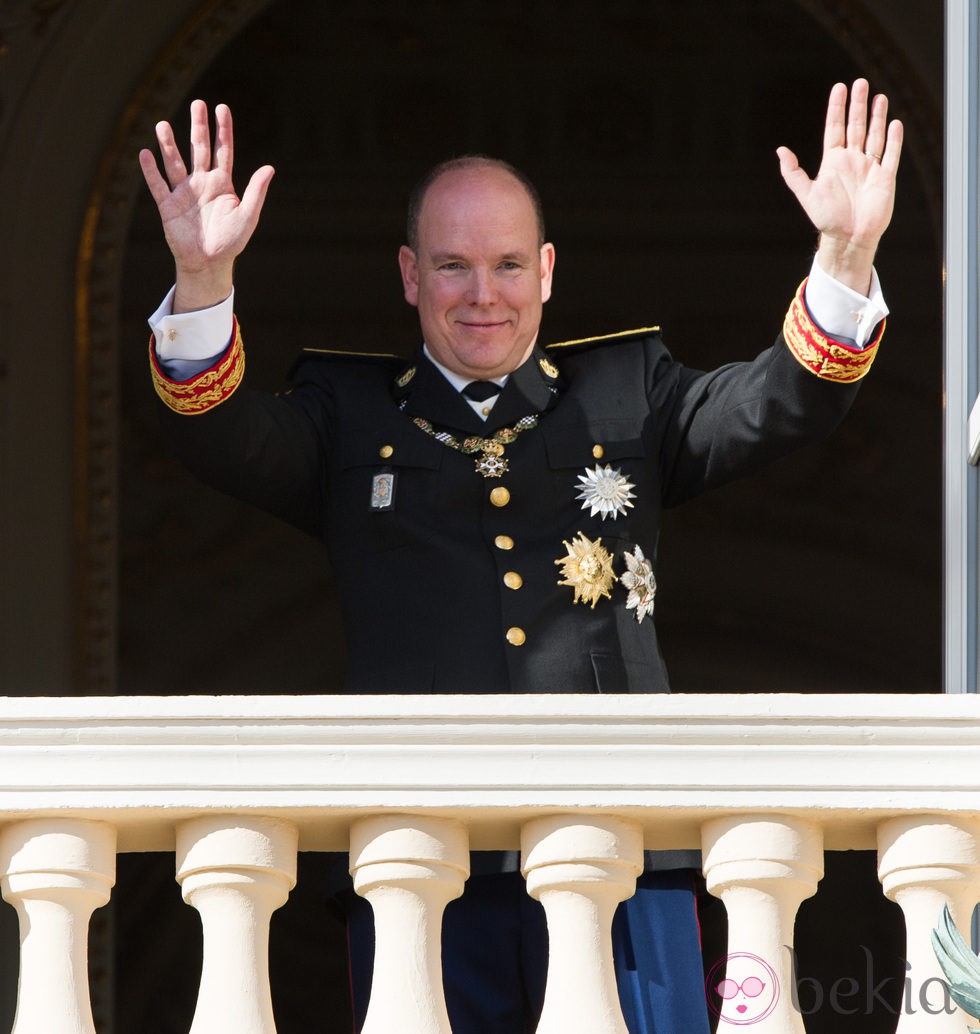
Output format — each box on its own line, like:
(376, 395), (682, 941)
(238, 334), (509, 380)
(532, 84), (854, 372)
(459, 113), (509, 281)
(521, 815), (643, 1034)
(0, 818), (116, 1034)
(878, 815), (980, 1033)
(701, 815), (824, 1034)
(176, 816), (298, 1034)
(350, 814), (469, 1034)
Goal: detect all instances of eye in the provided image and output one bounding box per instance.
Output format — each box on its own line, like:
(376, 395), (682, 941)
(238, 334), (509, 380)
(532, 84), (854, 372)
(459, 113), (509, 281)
(498, 260), (524, 273)
(438, 261), (464, 272)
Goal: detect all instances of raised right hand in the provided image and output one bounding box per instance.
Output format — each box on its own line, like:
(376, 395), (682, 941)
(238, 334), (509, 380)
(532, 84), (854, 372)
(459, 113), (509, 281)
(139, 100), (274, 312)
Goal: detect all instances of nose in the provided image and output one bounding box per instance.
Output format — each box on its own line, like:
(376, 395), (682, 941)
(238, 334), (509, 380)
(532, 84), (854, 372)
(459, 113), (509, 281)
(465, 267), (497, 305)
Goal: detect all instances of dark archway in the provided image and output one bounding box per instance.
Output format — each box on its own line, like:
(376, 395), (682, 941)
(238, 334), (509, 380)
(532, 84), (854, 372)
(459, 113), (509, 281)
(104, 0), (941, 696)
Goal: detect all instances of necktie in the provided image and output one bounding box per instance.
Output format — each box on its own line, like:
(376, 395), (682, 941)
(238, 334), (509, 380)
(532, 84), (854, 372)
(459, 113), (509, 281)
(461, 380), (501, 402)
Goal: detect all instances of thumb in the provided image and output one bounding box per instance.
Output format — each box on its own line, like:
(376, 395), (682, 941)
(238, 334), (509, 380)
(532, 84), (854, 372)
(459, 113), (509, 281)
(776, 146), (811, 206)
(239, 164), (276, 230)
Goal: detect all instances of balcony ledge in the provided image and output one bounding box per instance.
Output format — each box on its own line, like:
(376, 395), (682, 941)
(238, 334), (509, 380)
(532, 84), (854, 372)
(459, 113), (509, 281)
(0, 692), (974, 853)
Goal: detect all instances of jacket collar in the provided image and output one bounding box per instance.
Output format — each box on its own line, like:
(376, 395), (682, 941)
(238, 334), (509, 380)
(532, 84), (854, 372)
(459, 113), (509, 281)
(487, 345), (562, 430)
(391, 350), (486, 435)
(391, 345), (562, 435)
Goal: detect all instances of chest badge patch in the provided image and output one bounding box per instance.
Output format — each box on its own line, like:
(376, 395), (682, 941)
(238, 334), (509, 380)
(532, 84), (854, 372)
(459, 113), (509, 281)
(620, 545), (656, 623)
(370, 472), (396, 510)
(576, 464), (636, 519)
(555, 532), (616, 609)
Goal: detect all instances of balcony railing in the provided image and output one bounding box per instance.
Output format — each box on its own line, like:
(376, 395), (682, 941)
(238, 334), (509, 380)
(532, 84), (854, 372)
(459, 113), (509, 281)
(1, 693), (979, 1034)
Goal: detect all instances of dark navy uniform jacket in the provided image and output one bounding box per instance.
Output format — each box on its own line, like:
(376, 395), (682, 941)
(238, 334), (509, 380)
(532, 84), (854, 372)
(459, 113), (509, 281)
(159, 326), (859, 695)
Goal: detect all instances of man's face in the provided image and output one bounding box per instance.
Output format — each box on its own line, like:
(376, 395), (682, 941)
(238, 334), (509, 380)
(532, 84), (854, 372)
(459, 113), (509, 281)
(398, 167), (555, 380)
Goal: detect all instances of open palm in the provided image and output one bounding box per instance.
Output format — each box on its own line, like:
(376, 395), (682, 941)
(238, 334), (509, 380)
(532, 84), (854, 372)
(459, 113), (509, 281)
(139, 100), (274, 308)
(777, 79), (903, 292)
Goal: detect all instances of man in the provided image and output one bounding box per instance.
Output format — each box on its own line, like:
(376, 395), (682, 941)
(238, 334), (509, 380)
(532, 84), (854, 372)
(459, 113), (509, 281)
(140, 79), (901, 1032)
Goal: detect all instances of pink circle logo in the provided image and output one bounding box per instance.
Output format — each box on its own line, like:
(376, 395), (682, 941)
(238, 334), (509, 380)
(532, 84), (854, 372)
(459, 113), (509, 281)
(705, 952), (780, 1025)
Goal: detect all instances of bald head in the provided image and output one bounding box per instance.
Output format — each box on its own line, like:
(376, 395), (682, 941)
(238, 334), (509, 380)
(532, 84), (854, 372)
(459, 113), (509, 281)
(406, 155), (546, 252)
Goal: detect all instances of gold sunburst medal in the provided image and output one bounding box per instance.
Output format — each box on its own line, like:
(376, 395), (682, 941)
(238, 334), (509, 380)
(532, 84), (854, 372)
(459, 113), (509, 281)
(555, 532), (616, 609)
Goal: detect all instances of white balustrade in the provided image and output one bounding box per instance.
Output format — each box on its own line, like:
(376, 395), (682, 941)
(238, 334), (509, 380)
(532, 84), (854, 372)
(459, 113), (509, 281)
(350, 814), (469, 1034)
(878, 815), (980, 1033)
(701, 815), (823, 1034)
(0, 694), (979, 1032)
(522, 815), (642, 1034)
(176, 816), (298, 1034)
(0, 819), (115, 1034)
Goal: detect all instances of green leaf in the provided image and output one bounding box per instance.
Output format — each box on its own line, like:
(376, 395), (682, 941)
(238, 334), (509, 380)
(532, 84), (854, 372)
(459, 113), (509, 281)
(932, 904), (980, 1018)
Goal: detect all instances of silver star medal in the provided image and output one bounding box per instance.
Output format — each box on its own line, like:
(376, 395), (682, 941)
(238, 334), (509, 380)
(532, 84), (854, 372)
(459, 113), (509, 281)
(620, 545), (656, 623)
(576, 464), (636, 519)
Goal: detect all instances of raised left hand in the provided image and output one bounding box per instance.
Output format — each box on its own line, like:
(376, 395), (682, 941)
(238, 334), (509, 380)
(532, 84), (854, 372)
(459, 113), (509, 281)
(777, 78), (903, 295)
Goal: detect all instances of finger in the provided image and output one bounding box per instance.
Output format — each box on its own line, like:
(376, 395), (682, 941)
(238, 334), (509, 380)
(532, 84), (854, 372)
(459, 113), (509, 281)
(238, 165), (276, 231)
(823, 82), (847, 152)
(880, 119), (904, 176)
(189, 98), (212, 173)
(776, 146), (811, 205)
(138, 148), (172, 207)
(846, 77), (870, 151)
(154, 119), (187, 186)
(213, 103), (234, 175)
(864, 92), (889, 160)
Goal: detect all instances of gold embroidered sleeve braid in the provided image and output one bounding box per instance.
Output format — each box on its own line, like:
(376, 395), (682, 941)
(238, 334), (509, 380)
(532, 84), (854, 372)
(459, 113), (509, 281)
(783, 279), (884, 383)
(149, 320), (245, 415)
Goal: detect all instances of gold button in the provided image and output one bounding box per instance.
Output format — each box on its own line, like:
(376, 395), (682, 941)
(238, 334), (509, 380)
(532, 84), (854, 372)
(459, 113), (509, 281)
(482, 406), (491, 416)
(503, 571), (523, 590)
(592, 444), (604, 459)
(506, 626), (526, 646)
(495, 535), (514, 550)
(379, 445), (394, 459)
(490, 486), (511, 507)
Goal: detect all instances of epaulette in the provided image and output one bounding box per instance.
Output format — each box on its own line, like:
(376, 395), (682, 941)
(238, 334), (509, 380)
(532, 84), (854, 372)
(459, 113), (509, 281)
(296, 346), (402, 361)
(544, 325), (662, 355)
(289, 346), (403, 380)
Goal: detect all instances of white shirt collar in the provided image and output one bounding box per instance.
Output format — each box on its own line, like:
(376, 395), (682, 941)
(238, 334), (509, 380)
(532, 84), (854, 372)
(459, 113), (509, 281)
(422, 344), (509, 419)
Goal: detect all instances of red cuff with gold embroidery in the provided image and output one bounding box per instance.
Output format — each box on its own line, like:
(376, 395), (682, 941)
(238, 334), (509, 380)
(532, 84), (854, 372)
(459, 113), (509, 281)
(149, 320), (245, 414)
(783, 278), (884, 383)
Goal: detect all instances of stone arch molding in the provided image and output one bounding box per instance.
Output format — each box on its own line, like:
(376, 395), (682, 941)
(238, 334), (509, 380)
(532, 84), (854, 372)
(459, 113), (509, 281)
(75, 0), (273, 692)
(75, 0), (940, 692)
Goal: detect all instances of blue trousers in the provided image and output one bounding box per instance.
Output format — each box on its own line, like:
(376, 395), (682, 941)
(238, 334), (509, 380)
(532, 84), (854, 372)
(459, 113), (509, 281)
(348, 868), (710, 1034)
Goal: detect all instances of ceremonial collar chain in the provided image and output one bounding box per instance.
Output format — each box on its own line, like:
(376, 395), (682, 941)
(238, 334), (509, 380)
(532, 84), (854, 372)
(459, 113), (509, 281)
(410, 413), (540, 478)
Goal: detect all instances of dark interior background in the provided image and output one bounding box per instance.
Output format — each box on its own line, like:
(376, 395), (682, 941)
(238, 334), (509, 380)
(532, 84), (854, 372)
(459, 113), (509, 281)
(117, 0), (943, 697)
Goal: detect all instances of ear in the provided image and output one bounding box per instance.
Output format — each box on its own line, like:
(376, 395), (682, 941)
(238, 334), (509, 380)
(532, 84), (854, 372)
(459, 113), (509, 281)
(398, 245), (420, 307)
(539, 243), (556, 304)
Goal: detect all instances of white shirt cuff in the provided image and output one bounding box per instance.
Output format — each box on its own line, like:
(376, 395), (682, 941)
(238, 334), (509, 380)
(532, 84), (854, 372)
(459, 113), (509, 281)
(803, 258), (888, 349)
(149, 286), (236, 361)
